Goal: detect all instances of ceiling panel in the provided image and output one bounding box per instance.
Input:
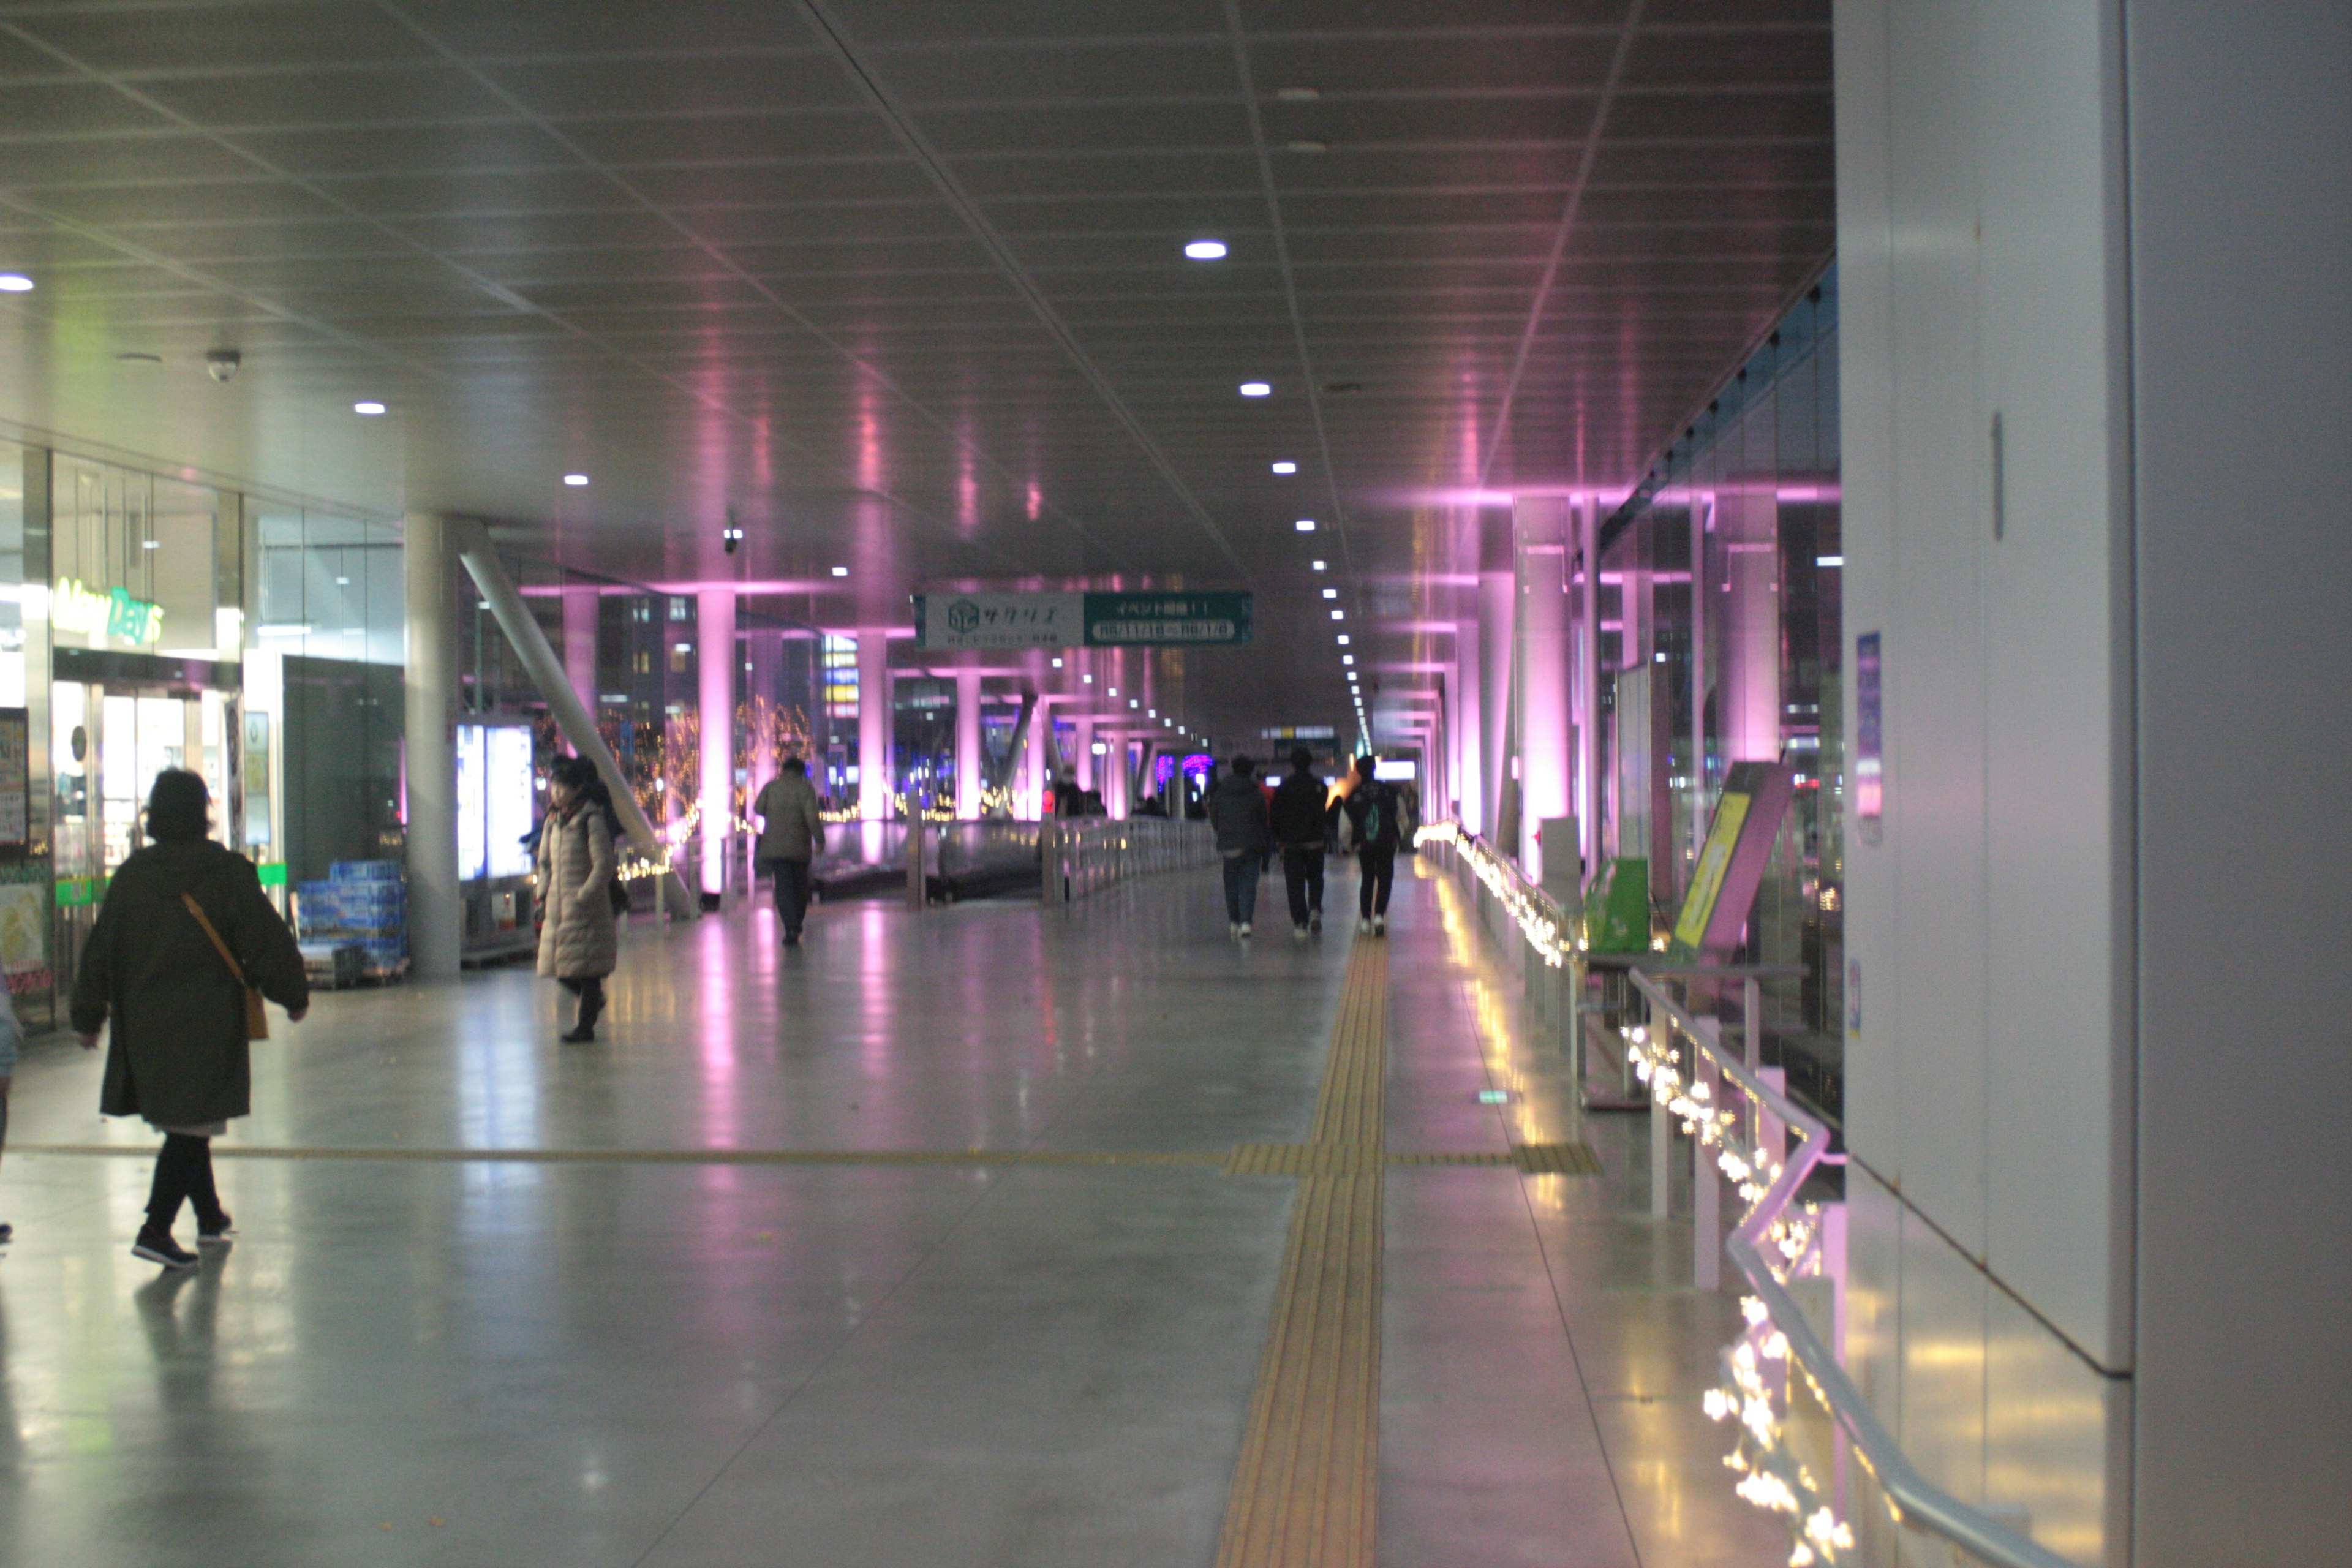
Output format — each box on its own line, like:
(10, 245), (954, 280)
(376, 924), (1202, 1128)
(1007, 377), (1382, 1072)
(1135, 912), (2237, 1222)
(0, 0), (1834, 750)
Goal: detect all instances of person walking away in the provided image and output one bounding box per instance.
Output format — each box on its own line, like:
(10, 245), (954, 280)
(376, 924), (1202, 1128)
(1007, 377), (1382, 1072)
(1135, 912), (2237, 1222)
(753, 755), (826, 946)
(1207, 754), (1273, 938)
(538, 756), (619, 1042)
(0, 981), (19, 1248)
(1342, 755), (1403, 935)
(69, 769), (308, 1270)
(1269, 748), (1334, 939)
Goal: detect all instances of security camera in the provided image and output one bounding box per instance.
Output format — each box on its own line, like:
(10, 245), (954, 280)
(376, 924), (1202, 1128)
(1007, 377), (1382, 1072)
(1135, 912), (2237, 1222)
(722, 511), (743, 556)
(205, 348), (243, 383)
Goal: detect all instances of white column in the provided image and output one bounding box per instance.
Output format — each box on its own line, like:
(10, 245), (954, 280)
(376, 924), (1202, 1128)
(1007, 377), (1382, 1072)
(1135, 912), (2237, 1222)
(1719, 488), (1782, 763)
(1691, 494), (1712, 860)
(697, 588), (734, 898)
(562, 584), (598, 747)
(1477, 508), (1515, 839)
(955, 668), (984, 820)
(1027, 693), (1052, 819)
(857, 632), (890, 820)
(1515, 496), (1574, 883)
(1578, 495), (1603, 884)
(402, 513), (461, 979)
(1455, 625), (1483, 833)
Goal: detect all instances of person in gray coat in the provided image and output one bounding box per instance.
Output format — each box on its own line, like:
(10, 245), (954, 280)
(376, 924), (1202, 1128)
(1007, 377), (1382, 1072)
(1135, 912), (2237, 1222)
(538, 756), (619, 1042)
(752, 756), (826, 946)
(70, 769), (309, 1270)
(1207, 754), (1273, 937)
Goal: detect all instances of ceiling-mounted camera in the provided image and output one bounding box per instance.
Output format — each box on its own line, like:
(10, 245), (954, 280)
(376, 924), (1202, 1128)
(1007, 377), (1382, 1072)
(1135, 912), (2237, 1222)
(722, 509), (744, 556)
(204, 347), (243, 383)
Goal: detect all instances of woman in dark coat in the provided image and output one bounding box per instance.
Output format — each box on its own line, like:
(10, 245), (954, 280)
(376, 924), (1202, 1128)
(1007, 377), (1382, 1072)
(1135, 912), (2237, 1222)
(70, 769), (308, 1270)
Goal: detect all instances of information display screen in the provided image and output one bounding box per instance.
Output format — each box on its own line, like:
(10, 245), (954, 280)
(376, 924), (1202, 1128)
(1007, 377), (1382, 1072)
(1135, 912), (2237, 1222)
(455, 726), (488, 881)
(486, 728), (535, 878)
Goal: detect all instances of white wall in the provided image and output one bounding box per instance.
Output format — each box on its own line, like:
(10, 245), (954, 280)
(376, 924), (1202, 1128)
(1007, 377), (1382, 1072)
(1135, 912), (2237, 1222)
(2125, 5), (2351, 1565)
(1837, 0), (2133, 1559)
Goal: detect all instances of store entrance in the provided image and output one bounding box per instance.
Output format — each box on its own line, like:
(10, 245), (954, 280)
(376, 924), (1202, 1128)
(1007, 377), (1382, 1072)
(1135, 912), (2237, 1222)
(53, 672), (237, 1003)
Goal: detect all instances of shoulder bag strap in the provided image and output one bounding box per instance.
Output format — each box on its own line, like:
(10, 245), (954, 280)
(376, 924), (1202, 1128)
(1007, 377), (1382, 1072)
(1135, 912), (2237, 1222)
(181, 891), (247, 987)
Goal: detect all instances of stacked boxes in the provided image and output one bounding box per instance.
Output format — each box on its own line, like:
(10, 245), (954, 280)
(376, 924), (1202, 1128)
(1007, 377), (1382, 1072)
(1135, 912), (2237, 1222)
(295, 861), (408, 978)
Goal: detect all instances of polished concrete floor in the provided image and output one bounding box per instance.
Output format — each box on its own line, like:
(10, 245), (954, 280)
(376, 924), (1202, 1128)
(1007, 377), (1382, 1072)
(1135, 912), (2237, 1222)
(0, 857), (1781, 1567)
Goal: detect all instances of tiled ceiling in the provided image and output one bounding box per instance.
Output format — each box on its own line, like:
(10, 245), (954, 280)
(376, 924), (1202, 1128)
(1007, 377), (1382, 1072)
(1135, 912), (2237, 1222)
(0, 0), (1832, 747)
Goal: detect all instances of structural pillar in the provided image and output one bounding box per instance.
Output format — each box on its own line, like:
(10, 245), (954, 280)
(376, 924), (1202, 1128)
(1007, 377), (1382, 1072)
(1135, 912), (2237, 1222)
(1455, 624), (1482, 834)
(1515, 496), (1574, 883)
(857, 632), (891, 820)
(1074, 715), (1097, 791)
(1578, 494), (1603, 883)
(561, 583), (598, 753)
(955, 668), (984, 820)
(697, 589), (734, 899)
(1477, 509), (1515, 840)
(1027, 690), (1054, 818)
(402, 512), (462, 979)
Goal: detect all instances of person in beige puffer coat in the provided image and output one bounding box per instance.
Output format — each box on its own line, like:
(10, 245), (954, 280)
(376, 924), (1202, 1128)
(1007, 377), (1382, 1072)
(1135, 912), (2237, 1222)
(537, 756), (619, 1042)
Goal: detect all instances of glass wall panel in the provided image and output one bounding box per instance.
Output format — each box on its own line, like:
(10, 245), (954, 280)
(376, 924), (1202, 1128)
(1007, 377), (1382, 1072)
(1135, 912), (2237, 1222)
(1592, 268), (1844, 1123)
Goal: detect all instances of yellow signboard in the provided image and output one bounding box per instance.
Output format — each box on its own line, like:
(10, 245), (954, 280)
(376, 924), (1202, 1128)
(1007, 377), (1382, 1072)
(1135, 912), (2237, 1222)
(1672, 790), (1751, 951)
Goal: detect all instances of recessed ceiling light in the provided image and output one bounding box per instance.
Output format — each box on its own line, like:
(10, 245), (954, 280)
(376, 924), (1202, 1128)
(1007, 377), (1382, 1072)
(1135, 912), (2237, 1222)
(1322, 588), (1338, 599)
(1285, 140), (1329, 154)
(1276, 86), (1322, 102)
(0, 274), (32, 293)
(831, 565), (849, 577)
(1336, 635), (1350, 646)
(1082, 674), (1093, 684)
(564, 473), (589, 486)
(1240, 382), (1272, 398)
(1107, 687), (1118, 696)
(1312, 559), (1326, 571)
(336, 576), (350, 586)
(353, 400), (386, 416)
(1343, 655), (1354, 666)
(1295, 519), (1316, 532)
(1271, 461), (1297, 474)
(1128, 699), (1139, 709)
(1052, 657), (1064, 668)
(1184, 239), (1227, 260)
(141, 539), (160, 551)
(1330, 609), (1344, 620)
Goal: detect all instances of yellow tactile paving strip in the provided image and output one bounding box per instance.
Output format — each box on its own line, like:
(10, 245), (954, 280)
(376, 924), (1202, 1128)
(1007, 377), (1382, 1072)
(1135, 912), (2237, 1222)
(1213, 935), (1390, 1568)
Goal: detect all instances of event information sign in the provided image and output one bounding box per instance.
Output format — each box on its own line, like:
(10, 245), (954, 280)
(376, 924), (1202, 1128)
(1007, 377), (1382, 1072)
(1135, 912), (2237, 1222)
(916, 590), (1253, 650)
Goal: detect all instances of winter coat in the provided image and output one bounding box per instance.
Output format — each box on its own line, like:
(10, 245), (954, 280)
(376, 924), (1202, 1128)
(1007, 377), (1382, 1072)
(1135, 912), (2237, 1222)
(753, 772), (826, 862)
(70, 839), (308, 1129)
(1268, 771), (1334, 847)
(537, 804), (618, 979)
(1207, 774), (1273, 856)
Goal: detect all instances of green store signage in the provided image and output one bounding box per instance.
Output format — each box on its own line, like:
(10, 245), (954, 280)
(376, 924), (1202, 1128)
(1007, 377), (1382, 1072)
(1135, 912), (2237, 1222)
(53, 578), (164, 646)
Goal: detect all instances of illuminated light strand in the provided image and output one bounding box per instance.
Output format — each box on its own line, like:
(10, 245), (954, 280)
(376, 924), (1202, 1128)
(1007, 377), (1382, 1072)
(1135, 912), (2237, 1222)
(1628, 1015), (1858, 1564)
(1412, 823), (1567, 967)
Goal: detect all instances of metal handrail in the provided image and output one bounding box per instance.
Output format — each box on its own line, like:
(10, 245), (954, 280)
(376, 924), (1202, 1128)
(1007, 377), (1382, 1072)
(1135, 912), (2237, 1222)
(1041, 816), (1216, 902)
(1627, 968), (2074, 1568)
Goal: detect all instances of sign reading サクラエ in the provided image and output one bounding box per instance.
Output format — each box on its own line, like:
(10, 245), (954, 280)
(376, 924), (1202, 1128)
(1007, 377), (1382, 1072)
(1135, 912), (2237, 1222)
(915, 590), (1253, 650)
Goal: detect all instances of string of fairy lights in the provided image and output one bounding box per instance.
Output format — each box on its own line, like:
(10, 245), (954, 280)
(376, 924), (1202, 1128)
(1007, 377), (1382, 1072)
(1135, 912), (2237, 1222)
(1415, 818), (1864, 1567)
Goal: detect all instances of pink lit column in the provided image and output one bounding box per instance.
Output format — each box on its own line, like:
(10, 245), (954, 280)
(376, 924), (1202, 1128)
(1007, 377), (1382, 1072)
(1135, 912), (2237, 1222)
(857, 633), (891, 821)
(1718, 487), (1782, 763)
(1454, 620), (1483, 833)
(955, 668), (984, 819)
(562, 584), (598, 750)
(1073, 714), (1096, 791)
(697, 588), (734, 897)
(1477, 510), (1514, 837)
(1514, 499), (1574, 881)
(1577, 494), (1603, 883)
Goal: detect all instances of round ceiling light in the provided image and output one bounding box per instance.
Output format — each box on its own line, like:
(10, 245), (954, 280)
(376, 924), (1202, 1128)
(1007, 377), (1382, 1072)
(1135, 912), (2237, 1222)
(353, 401), (387, 416)
(1295, 519), (1316, 532)
(1271, 461), (1297, 474)
(564, 473), (590, 487)
(1239, 382), (1272, 398)
(0, 274), (33, 293)
(1184, 239), (1227, 260)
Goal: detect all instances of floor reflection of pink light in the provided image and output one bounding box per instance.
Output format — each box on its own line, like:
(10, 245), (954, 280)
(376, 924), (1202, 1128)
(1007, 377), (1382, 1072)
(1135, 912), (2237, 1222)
(696, 919), (741, 1188)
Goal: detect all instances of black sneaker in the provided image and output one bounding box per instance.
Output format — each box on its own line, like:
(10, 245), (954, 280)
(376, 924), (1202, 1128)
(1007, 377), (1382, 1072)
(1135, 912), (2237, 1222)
(560, 1025), (597, 1044)
(197, 1212), (236, 1245)
(132, 1228), (200, 1270)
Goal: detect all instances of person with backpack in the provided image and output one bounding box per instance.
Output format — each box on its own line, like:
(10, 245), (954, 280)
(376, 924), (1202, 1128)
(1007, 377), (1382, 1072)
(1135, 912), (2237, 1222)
(752, 755), (826, 946)
(1342, 755), (1403, 935)
(1268, 747), (1334, 939)
(538, 756), (620, 1042)
(1207, 753), (1273, 938)
(69, 768), (309, 1269)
